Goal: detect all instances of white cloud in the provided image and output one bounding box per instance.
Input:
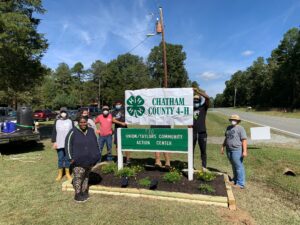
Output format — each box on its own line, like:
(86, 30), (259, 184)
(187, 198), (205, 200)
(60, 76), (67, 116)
(79, 30), (91, 45)
(62, 22), (69, 31)
(199, 71), (220, 81)
(241, 50), (254, 56)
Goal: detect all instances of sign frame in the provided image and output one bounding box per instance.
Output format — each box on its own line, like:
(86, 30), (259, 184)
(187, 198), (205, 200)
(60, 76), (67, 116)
(117, 128), (194, 181)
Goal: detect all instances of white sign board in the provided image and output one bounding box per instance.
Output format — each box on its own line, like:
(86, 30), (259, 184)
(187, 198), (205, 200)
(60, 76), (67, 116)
(125, 88), (193, 125)
(250, 127), (271, 140)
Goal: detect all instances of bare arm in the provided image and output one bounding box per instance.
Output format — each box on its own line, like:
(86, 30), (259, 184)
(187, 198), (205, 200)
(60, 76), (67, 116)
(242, 139), (247, 157)
(193, 87), (210, 107)
(112, 117), (126, 126)
(221, 138), (226, 154)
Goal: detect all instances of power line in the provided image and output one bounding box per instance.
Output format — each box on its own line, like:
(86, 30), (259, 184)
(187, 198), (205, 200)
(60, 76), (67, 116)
(127, 36), (151, 54)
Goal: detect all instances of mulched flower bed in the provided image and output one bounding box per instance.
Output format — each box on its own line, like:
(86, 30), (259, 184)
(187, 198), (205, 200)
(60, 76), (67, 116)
(90, 165), (227, 197)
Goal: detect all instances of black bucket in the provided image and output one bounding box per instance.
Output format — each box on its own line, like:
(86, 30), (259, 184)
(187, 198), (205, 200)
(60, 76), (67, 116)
(17, 106), (33, 133)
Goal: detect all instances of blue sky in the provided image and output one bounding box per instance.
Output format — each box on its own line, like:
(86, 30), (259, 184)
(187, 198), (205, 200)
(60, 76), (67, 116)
(38, 0), (300, 97)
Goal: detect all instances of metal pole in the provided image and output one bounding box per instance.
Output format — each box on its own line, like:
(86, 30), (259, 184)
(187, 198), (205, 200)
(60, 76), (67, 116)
(98, 74), (101, 108)
(159, 7), (168, 88)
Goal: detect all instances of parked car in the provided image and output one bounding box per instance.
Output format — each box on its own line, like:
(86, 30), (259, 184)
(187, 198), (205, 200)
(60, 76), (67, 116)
(33, 109), (57, 121)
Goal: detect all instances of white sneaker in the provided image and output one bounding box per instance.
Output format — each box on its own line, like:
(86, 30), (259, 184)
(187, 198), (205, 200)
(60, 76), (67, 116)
(202, 167), (209, 172)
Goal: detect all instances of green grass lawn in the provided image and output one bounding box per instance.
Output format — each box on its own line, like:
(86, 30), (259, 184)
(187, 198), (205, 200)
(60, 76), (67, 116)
(232, 107), (300, 118)
(206, 112), (256, 137)
(0, 112), (299, 225)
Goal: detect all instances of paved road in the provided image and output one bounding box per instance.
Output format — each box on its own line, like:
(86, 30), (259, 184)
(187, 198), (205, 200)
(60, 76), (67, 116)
(214, 108), (300, 138)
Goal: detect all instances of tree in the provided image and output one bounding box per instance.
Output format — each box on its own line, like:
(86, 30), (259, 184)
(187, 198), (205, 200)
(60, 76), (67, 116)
(0, 0), (48, 107)
(103, 53), (154, 105)
(147, 42), (189, 88)
(90, 60), (107, 106)
(270, 28), (300, 109)
(71, 62), (85, 106)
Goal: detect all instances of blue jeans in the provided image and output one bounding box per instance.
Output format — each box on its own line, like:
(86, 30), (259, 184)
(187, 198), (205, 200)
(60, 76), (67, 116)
(98, 135), (112, 161)
(226, 149), (245, 188)
(57, 148), (70, 168)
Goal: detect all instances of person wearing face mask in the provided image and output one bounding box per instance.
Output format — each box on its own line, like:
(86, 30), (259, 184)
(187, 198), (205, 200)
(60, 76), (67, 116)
(95, 105), (113, 161)
(221, 114), (247, 189)
(191, 88), (210, 171)
(74, 109), (97, 131)
(65, 116), (101, 202)
(112, 101), (130, 164)
(51, 107), (74, 181)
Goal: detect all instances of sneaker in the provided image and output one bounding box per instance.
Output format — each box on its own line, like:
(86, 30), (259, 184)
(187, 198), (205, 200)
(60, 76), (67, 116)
(233, 184), (245, 189)
(74, 193), (87, 203)
(202, 167), (209, 172)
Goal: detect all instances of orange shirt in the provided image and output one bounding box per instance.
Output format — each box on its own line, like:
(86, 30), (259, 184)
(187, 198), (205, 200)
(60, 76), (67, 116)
(95, 114), (113, 136)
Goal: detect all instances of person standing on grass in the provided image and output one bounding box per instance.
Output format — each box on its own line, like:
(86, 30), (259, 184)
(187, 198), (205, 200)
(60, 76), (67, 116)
(221, 114), (248, 189)
(191, 88), (210, 171)
(65, 116), (101, 202)
(95, 105), (113, 161)
(112, 100), (130, 164)
(51, 107), (73, 181)
(74, 109), (97, 131)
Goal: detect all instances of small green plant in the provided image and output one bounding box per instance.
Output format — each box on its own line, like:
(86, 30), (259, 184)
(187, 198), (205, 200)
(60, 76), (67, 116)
(115, 167), (136, 178)
(132, 165), (144, 173)
(101, 163), (117, 174)
(138, 177), (151, 187)
(198, 184), (215, 194)
(163, 170), (182, 183)
(196, 171), (216, 182)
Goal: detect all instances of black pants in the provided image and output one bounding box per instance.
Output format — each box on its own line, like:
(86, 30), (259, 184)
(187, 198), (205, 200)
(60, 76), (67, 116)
(193, 132), (207, 168)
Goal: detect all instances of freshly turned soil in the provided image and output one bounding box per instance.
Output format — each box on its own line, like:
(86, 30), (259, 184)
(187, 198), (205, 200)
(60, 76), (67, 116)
(90, 166), (227, 197)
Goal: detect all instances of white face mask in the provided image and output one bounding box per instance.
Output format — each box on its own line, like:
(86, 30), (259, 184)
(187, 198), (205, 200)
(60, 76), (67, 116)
(61, 112), (67, 118)
(103, 110), (109, 115)
(231, 120), (237, 126)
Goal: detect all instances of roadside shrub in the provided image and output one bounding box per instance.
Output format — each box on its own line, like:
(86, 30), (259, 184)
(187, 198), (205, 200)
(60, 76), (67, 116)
(115, 167), (136, 178)
(138, 177), (151, 187)
(198, 184), (215, 194)
(101, 163), (117, 174)
(196, 171), (216, 182)
(163, 170), (182, 183)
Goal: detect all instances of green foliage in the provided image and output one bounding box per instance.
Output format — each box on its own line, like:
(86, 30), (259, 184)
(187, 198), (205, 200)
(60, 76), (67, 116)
(101, 163), (117, 174)
(216, 27), (300, 109)
(131, 165), (144, 173)
(198, 184), (215, 194)
(0, 0), (48, 106)
(163, 170), (182, 183)
(196, 171), (216, 182)
(147, 42), (189, 88)
(138, 177), (151, 187)
(115, 167), (137, 178)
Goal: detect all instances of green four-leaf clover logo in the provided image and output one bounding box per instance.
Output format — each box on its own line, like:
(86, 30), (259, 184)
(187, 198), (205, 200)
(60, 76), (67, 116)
(127, 95), (145, 118)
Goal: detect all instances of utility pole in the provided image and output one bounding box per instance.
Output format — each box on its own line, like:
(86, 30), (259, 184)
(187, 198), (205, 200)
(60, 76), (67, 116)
(159, 7), (168, 88)
(234, 87), (237, 107)
(98, 74), (101, 108)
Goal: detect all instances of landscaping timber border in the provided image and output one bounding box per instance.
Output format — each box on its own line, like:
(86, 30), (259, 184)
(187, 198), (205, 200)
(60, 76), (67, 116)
(62, 172), (236, 209)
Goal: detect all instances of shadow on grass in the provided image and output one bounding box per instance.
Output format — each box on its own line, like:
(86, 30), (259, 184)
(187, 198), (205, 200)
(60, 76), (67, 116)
(248, 146), (261, 150)
(0, 141), (45, 155)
